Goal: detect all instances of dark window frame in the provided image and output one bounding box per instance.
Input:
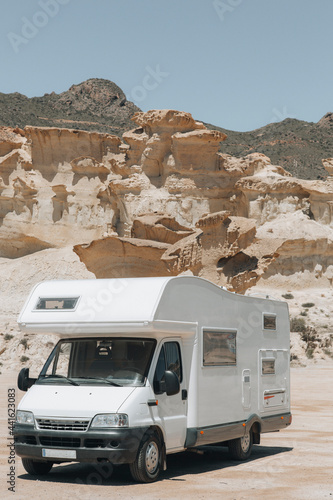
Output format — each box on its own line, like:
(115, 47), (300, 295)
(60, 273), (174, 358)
(262, 358), (276, 375)
(202, 329), (237, 367)
(263, 314), (277, 331)
(153, 341), (183, 393)
(34, 297), (80, 311)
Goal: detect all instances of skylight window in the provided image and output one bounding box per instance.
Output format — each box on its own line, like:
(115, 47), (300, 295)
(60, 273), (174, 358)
(35, 297), (79, 310)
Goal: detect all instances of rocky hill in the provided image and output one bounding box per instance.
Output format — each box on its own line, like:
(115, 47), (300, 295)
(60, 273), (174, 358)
(0, 79), (332, 180)
(207, 112), (333, 180)
(0, 79), (140, 136)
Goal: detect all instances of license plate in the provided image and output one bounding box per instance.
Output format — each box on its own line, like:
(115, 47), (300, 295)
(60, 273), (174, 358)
(42, 448), (76, 459)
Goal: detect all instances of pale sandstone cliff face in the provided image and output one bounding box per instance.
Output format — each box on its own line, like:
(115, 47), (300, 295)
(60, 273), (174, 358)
(1, 109), (333, 294)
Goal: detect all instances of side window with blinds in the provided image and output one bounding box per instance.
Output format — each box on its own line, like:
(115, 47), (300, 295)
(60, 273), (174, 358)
(203, 330), (237, 366)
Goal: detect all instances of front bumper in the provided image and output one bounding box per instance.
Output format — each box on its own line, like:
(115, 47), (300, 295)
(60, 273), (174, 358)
(14, 423), (148, 464)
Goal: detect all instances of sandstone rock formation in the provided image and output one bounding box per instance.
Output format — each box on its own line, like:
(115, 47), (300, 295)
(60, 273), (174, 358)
(0, 109), (333, 294)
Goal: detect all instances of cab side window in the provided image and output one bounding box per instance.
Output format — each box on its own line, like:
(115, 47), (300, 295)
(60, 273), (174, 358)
(164, 342), (182, 381)
(153, 341), (182, 394)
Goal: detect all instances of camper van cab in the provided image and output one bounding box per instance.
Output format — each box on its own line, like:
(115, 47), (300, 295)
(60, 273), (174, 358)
(14, 276), (292, 483)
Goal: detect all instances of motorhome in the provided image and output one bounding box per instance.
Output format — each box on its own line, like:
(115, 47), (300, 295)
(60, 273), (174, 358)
(14, 276), (291, 483)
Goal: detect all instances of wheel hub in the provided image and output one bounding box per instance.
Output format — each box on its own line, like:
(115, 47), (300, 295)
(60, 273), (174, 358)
(145, 441), (159, 474)
(240, 432), (250, 452)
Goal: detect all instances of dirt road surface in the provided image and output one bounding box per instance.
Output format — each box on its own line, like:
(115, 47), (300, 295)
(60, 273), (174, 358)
(1, 365), (332, 500)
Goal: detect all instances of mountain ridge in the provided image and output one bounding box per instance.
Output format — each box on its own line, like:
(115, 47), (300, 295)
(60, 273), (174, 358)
(0, 78), (331, 179)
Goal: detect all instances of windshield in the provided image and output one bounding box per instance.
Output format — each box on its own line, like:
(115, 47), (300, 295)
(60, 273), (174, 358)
(38, 338), (156, 387)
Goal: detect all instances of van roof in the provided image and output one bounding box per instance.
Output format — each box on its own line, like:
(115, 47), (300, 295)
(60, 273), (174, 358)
(19, 277), (172, 329)
(18, 276), (286, 335)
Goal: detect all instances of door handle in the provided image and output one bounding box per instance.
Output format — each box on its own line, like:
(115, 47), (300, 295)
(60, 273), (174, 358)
(182, 389), (188, 401)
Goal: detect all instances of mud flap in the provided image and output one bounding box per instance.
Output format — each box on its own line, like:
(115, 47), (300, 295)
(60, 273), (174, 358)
(162, 442), (167, 471)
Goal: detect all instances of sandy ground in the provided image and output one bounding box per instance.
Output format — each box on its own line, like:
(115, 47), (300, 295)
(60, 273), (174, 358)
(0, 364), (332, 500)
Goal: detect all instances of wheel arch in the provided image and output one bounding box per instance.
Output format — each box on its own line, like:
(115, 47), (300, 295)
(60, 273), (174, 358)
(142, 425), (166, 469)
(246, 415), (262, 445)
(143, 425), (165, 444)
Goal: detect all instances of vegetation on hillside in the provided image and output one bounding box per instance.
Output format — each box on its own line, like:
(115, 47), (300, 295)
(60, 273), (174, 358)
(206, 112), (333, 180)
(0, 78), (331, 179)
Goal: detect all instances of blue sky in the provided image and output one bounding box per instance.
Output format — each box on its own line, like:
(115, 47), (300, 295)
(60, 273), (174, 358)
(0, 0), (332, 131)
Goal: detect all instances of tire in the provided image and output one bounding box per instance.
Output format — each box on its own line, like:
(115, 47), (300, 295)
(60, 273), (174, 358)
(228, 429), (253, 460)
(22, 458), (53, 475)
(129, 434), (162, 483)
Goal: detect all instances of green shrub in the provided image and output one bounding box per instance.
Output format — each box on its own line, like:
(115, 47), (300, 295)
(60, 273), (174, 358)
(19, 338), (29, 350)
(302, 302), (315, 308)
(290, 317), (306, 332)
(20, 356), (29, 363)
(300, 311), (308, 316)
(300, 327), (318, 344)
(4, 334), (13, 341)
(282, 293), (294, 300)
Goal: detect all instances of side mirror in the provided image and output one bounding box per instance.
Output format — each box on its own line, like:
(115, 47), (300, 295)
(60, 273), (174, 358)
(18, 368), (36, 392)
(165, 370), (180, 396)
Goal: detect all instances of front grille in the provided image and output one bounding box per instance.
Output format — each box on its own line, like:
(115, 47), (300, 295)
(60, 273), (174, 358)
(36, 419), (90, 432)
(40, 436), (81, 448)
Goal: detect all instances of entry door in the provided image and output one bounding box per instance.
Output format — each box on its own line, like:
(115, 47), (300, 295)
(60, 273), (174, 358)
(153, 340), (187, 451)
(259, 349), (289, 412)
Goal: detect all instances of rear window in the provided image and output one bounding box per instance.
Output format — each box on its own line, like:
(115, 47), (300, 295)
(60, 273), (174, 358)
(263, 314), (276, 330)
(35, 297), (79, 310)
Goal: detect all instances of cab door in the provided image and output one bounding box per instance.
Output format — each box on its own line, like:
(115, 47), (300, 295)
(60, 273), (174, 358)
(152, 339), (187, 451)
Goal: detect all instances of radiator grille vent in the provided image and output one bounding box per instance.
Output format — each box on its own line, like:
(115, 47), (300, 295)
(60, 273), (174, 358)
(36, 419), (89, 432)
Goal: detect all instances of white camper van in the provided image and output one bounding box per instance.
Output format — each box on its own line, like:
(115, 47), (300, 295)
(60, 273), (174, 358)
(14, 276), (291, 483)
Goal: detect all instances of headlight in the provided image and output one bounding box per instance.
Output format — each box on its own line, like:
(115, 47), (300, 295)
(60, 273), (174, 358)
(91, 413), (128, 428)
(16, 410), (34, 425)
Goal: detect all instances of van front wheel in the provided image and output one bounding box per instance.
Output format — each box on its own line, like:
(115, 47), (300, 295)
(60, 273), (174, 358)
(129, 435), (162, 483)
(228, 429), (253, 460)
(22, 458), (53, 475)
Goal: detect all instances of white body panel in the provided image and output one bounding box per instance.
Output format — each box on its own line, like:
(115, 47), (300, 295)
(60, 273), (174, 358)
(19, 385), (136, 418)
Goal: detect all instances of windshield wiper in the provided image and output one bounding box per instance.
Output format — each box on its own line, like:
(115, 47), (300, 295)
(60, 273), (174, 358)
(76, 376), (122, 387)
(40, 374), (80, 386)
